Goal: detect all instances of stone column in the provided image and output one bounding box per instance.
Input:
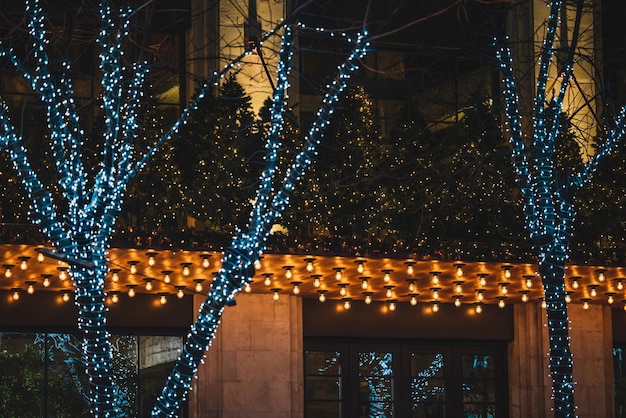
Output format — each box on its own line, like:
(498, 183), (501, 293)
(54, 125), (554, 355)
(508, 302), (614, 417)
(189, 293), (304, 418)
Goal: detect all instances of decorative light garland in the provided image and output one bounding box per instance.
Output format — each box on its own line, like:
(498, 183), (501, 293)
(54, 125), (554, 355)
(496, 1), (626, 416)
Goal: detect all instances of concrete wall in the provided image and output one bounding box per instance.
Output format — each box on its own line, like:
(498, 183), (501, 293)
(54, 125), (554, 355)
(189, 293), (303, 418)
(509, 302), (615, 417)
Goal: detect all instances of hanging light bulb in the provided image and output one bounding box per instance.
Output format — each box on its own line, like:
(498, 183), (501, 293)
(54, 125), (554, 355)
(582, 299), (590, 310)
(181, 263), (191, 277)
(144, 278), (153, 292)
(4, 264), (14, 278)
(318, 290), (327, 302)
(616, 279), (624, 291)
(42, 275), (51, 288)
(304, 257), (316, 273)
(607, 293), (615, 304)
(244, 283), (252, 293)
(589, 285), (598, 298)
(339, 284), (349, 297)
(291, 281), (302, 295)
(263, 273), (273, 287)
(410, 294), (418, 306)
(127, 285), (137, 298)
(110, 291), (120, 304)
(58, 267), (68, 281)
(363, 292), (373, 304)
(570, 276), (580, 290)
(405, 261), (414, 276)
(283, 265), (294, 280)
(476, 290), (484, 302)
(201, 253), (212, 269)
(596, 268), (606, 282)
(334, 267), (344, 281)
(407, 280), (417, 293)
(541, 299), (547, 309)
(176, 286), (185, 299)
(475, 303), (483, 314)
(343, 298), (352, 310)
(454, 263), (465, 278)
(501, 265), (512, 279)
(355, 260), (366, 274)
(159, 293), (168, 305)
(19, 257), (29, 271)
(272, 288), (281, 301)
(37, 250), (45, 263)
(478, 274), (488, 288)
(361, 277), (370, 290)
(432, 301), (439, 313)
(454, 281), (464, 294)
(385, 286), (395, 299)
(388, 300), (397, 312)
(430, 271), (440, 286)
(312, 275), (321, 288)
(565, 292), (572, 303)
(520, 275), (532, 289)
(111, 269), (120, 283)
(254, 256), (262, 270)
(521, 291), (529, 303)
(26, 281), (35, 294)
(11, 288), (20, 301)
(61, 290), (70, 302)
(194, 279), (204, 292)
(382, 269), (392, 283)
(500, 283), (509, 295)
(128, 261), (139, 275)
(454, 295), (462, 307)
(146, 251), (157, 267)
(162, 270), (172, 284)
(497, 297), (506, 309)
(431, 287), (440, 301)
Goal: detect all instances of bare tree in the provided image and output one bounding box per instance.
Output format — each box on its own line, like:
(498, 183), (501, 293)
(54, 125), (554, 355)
(0, 0), (368, 416)
(497, 0), (626, 416)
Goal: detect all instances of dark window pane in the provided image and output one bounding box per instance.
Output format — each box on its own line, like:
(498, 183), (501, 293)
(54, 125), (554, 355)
(462, 355), (494, 379)
(306, 350), (341, 375)
(306, 376), (342, 400)
(411, 352), (445, 412)
(463, 403), (496, 417)
(413, 402), (445, 418)
(359, 352), (393, 417)
(306, 400), (342, 418)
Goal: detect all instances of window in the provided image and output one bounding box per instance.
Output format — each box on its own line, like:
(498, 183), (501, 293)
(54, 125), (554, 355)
(0, 332), (186, 417)
(305, 340), (507, 418)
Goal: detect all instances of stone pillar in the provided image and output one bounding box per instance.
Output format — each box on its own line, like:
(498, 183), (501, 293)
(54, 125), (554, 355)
(189, 293), (304, 418)
(568, 304), (614, 417)
(508, 302), (614, 417)
(508, 302), (552, 417)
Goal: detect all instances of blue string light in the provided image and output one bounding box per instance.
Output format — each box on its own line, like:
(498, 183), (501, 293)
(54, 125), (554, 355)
(151, 27), (369, 417)
(496, 2), (626, 416)
(0, 1), (294, 416)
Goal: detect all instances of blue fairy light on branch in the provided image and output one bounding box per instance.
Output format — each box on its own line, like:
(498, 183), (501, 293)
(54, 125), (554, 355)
(152, 25), (369, 417)
(496, 1), (626, 416)
(0, 0), (368, 416)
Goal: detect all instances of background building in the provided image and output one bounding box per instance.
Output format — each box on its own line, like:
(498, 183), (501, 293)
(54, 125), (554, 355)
(1, 0), (626, 417)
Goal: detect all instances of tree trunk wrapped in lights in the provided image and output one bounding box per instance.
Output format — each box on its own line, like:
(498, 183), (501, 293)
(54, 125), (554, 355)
(0, 0), (369, 416)
(497, 0), (626, 416)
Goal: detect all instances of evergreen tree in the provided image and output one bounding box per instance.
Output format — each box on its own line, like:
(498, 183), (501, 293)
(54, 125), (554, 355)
(175, 75), (261, 234)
